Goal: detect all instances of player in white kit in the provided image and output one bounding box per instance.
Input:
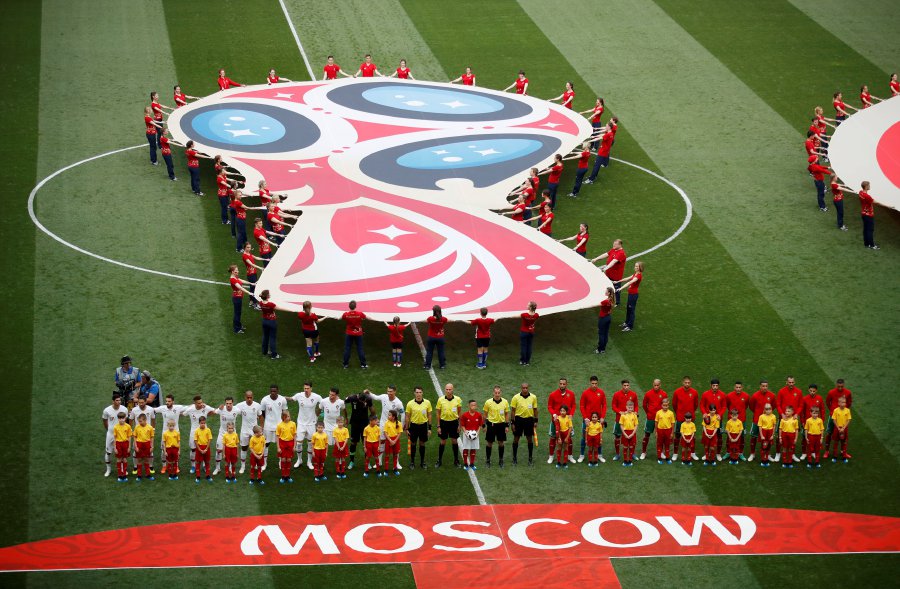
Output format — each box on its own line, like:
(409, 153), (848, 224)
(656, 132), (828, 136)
(153, 394), (185, 474)
(259, 384), (289, 470)
(371, 385), (405, 468)
(129, 396), (156, 474)
(234, 389), (261, 474)
(290, 381), (323, 468)
(213, 396), (239, 476)
(102, 394), (127, 476)
(181, 395), (218, 474)
(321, 387), (347, 444)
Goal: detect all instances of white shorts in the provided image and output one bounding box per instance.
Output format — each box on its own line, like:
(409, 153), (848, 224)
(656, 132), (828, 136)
(296, 424), (316, 442)
(240, 431), (253, 446)
(105, 433), (115, 454)
(216, 431), (225, 450)
(264, 428), (277, 444)
(189, 428), (197, 449)
(325, 428), (335, 445)
(459, 432), (480, 450)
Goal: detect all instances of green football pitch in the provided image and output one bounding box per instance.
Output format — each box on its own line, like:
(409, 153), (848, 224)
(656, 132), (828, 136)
(1, 0), (898, 587)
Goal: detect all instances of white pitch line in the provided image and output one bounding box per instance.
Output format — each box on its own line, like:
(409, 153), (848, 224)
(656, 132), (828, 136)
(409, 322), (488, 506)
(27, 144), (228, 286)
(277, 0), (316, 81)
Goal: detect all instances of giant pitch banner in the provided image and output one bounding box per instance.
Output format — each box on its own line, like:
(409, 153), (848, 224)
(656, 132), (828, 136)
(167, 79), (610, 321)
(1, 504), (897, 587)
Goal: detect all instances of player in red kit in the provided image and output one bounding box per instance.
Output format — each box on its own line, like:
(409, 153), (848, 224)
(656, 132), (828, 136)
(469, 307), (495, 369)
(450, 66), (476, 86)
(267, 68), (292, 85)
(799, 384), (826, 460)
(611, 380), (638, 461)
(775, 376), (803, 462)
(354, 54), (383, 78)
(384, 316), (409, 367)
(217, 69), (243, 91)
(640, 379), (668, 460)
(342, 300), (368, 369)
(747, 380), (776, 461)
(858, 180), (879, 249)
(322, 55), (352, 81)
(824, 379), (853, 458)
(519, 302), (539, 365)
(389, 59), (415, 80)
(700, 379), (728, 460)
(578, 376), (607, 462)
(546, 378), (577, 464)
(591, 238), (627, 305)
(549, 81), (575, 109)
(504, 70), (529, 95)
(726, 381), (750, 459)
(671, 376), (699, 459)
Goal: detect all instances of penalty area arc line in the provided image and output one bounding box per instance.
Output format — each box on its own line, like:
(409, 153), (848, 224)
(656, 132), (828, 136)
(27, 144), (228, 287)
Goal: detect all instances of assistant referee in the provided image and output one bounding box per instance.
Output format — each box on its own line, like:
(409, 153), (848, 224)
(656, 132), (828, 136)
(404, 386), (432, 469)
(510, 383), (539, 467)
(482, 385), (510, 468)
(435, 383), (462, 468)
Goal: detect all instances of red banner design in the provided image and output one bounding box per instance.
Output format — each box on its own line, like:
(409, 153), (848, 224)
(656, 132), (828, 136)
(1, 504), (897, 586)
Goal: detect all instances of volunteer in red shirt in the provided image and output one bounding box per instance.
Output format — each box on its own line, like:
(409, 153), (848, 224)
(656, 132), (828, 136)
(257, 289), (279, 359)
(858, 180), (878, 249)
(891, 73), (900, 97)
(502, 195), (529, 223)
(216, 169), (237, 225)
(700, 379), (728, 459)
(341, 300), (368, 369)
(389, 59), (415, 80)
(469, 307), (495, 369)
(672, 376), (699, 458)
(591, 238), (627, 304)
(228, 264), (254, 335)
(143, 106), (161, 165)
(859, 84), (882, 108)
(586, 117), (618, 184)
(322, 55), (352, 80)
(558, 223), (590, 257)
(267, 201), (300, 245)
(231, 191), (253, 252)
(611, 379), (638, 460)
(423, 305), (448, 370)
(149, 91), (172, 148)
(747, 380), (776, 461)
(640, 379), (668, 460)
(536, 202), (554, 237)
(297, 301), (327, 363)
(617, 261), (644, 331)
(217, 69), (243, 91)
(450, 66), (476, 86)
(354, 54), (382, 78)
(832, 91), (856, 123)
(799, 383), (826, 460)
(775, 376), (803, 462)
(184, 140), (208, 196)
(804, 131), (823, 158)
(519, 301), (538, 365)
(384, 317), (409, 368)
(807, 155), (832, 211)
(595, 286), (615, 354)
(824, 379), (853, 458)
(726, 381), (750, 458)
(252, 218), (279, 266)
(549, 81), (575, 109)
(567, 142), (592, 197)
(240, 242), (265, 295)
(578, 376), (607, 462)
(173, 84), (198, 108)
(580, 97), (605, 150)
(546, 378), (577, 464)
(540, 153), (565, 208)
(504, 70), (529, 95)
(267, 68), (292, 85)
(830, 177), (852, 231)
(158, 126), (176, 181)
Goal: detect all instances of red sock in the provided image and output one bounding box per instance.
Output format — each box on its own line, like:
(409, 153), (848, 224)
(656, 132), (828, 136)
(642, 436), (650, 454)
(548, 437), (556, 458)
(614, 437), (621, 455)
(470, 450), (477, 466)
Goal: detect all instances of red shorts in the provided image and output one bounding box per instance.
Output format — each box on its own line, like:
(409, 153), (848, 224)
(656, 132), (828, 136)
(313, 448), (327, 460)
(657, 427), (673, 439)
(586, 433), (601, 447)
(622, 429), (636, 446)
(250, 453), (264, 469)
(224, 446), (238, 463)
(115, 440), (130, 458)
(135, 440), (152, 458)
(165, 446), (179, 463)
(807, 433), (822, 448)
(195, 444), (210, 460)
(278, 438), (294, 458)
(760, 429), (774, 441)
(364, 440), (379, 456)
(333, 443), (349, 459)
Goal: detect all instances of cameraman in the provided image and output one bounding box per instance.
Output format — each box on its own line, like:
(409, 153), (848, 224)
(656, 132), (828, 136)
(114, 355), (141, 409)
(137, 370), (162, 408)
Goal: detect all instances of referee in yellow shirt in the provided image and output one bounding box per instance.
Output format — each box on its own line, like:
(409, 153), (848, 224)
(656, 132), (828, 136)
(404, 386), (433, 469)
(435, 383), (463, 467)
(482, 386), (511, 468)
(510, 382), (539, 466)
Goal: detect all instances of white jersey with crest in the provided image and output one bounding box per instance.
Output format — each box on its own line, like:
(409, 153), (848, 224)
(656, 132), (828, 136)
(259, 394), (288, 431)
(321, 397), (345, 431)
(235, 400), (262, 434)
(291, 392), (323, 426)
(154, 404), (185, 432)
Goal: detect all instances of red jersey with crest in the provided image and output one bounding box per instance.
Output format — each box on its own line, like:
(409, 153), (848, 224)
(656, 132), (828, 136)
(470, 317), (494, 339)
(343, 310), (366, 335)
(426, 315), (448, 338)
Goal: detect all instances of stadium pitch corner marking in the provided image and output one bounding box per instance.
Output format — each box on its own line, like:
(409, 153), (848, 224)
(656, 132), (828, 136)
(1, 504), (897, 589)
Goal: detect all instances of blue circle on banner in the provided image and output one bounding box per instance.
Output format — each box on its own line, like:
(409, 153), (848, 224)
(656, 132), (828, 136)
(179, 102), (320, 153)
(190, 109), (286, 145)
(361, 86), (504, 116)
(397, 139), (543, 170)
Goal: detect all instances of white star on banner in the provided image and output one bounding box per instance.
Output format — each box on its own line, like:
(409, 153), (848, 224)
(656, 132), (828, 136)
(540, 122), (562, 128)
(293, 162), (320, 170)
(369, 225), (415, 240)
(274, 93), (294, 99)
(433, 150), (450, 155)
(225, 129), (258, 137)
(441, 100), (467, 108)
(535, 286), (566, 296)
(475, 148), (500, 156)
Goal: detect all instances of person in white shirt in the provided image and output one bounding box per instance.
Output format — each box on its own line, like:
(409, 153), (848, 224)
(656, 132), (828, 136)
(102, 394), (127, 476)
(259, 384), (289, 470)
(290, 381), (323, 468)
(129, 396), (156, 473)
(213, 396), (239, 476)
(321, 387), (347, 444)
(153, 394), (185, 474)
(370, 385), (405, 468)
(181, 395), (218, 474)
(234, 389), (261, 474)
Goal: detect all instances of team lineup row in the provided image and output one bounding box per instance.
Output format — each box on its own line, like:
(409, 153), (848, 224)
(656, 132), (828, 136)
(103, 375), (855, 484)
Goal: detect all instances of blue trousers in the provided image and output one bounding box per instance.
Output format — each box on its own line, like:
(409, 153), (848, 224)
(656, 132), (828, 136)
(343, 335), (366, 366)
(572, 168), (588, 195)
(230, 208), (237, 236)
(590, 121), (603, 150)
(519, 332), (534, 364)
(232, 296), (243, 333)
(834, 199), (844, 228)
(862, 215), (875, 247)
(218, 197), (229, 224)
(548, 182), (559, 209)
(188, 167), (201, 194)
(814, 179), (826, 209)
(625, 293), (639, 329)
(146, 133), (157, 163)
(235, 218), (248, 252)
(588, 155), (609, 182)
(597, 315), (611, 352)
(162, 154), (175, 179)
(261, 319), (277, 356)
(424, 337), (446, 368)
